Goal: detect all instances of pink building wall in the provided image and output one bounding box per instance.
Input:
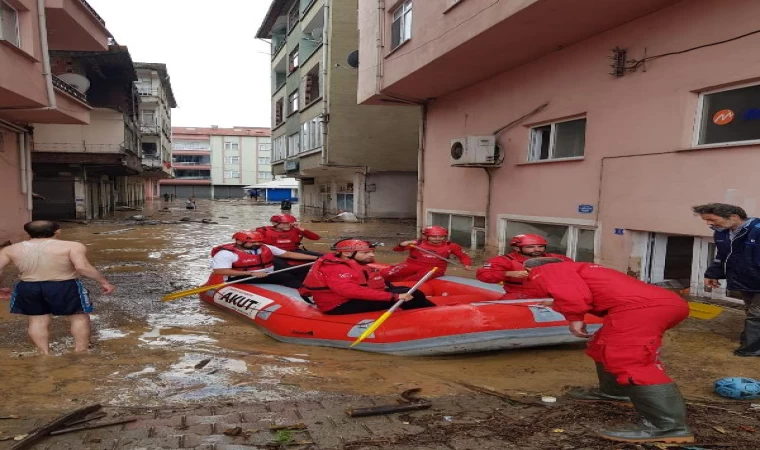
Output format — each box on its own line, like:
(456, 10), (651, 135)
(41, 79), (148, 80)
(0, 128), (31, 244)
(363, 0), (760, 277)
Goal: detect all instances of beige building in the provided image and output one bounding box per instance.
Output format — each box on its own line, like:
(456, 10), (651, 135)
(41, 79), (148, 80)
(135, 63), (177, 201)
(162, 127), (272, 199)
(32, 46), (144, 220)
(257, 0), (419, 218)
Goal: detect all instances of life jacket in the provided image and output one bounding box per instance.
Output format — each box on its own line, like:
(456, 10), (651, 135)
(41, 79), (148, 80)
(256, 226), (302, 251)
(299, 254), (386, 297)
(501, 252), (570, 294)
(407, 239), (455, 268)
(211, 244), (274, 271)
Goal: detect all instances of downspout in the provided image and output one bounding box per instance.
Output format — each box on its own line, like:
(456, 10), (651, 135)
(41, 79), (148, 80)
(417, 104), (426, 238)
(320, 0), (330, 166)
(24, 133), (33, 211)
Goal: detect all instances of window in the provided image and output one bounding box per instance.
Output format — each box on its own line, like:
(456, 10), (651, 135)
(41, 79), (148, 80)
(223, 170), (240, 179)
(258, 157), (271, 165)
(141, 142), (158, 156)
(301, 117), (323, 151)
(289, 47), (299, 72)
(0, 1), (20, 47)
(258, 171), (272, 180)
(391, 0), (412, 50)
(141, 110), (156, 125)
(504, 219), (596, 262)
(275, 98), (284, 125)
(224, 141), (239, 150)
(430, 212), (486, 249)
(288, 133), (300, 156)
(302, 66), (321, 105)
(696, 83), (760, 146)
(288, 91), (299, 114)
(528, 118), (586, 161)
(273, 135), (288, 161)
(224, 156), (240, 164)
(258, 143), (272, 152)
(288, 3), (300, 33)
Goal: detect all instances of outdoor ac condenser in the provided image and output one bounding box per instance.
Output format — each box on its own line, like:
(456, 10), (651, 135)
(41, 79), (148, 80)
(450, 136), (500, 167)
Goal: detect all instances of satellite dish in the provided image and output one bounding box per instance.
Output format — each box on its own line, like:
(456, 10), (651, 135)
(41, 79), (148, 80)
(347, 50), (359, 68)
(57, 73), (91, 93)
(311, 28), (323, 41)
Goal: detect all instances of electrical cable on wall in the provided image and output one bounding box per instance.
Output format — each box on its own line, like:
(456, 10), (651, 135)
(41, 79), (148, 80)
(620, 28), (760, 74)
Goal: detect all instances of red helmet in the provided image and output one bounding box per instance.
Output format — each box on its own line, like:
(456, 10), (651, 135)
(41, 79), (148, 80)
(270, 214), (297, 224)
(233, 231), (265, 243)
(330, 239), (377, 252)
(510, 234), (547, 247)
(422, 225), (448, 237)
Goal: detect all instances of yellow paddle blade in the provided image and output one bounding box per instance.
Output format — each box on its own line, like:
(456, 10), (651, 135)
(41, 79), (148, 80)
(688, 301), (722, 320)
(349, 310), (393, 348)
(161, 282), (225, 302)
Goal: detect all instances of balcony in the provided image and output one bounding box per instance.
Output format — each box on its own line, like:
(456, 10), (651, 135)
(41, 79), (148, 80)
(45, 0), (110, 52)
(140, 120), (160, 135)
(360, 0), (683, 103)
(4, 76), (92, 124)
(172, 162), (211, 171)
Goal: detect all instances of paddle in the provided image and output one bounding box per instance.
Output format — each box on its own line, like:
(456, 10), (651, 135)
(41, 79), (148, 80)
(687, 301), (722, 320)
(161, 262), (316, 302)
(350, 267), (439, 348)
(409, 244), (469, 269)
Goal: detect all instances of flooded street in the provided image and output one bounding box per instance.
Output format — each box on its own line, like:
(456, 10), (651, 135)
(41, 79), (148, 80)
(1, 200), (759, 448)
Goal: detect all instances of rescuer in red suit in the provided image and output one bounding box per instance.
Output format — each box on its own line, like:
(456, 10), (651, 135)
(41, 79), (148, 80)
(256, 214), (323, 279)
(299, 239), (436, 315)
(523, 257), (693, 444)
(381, 226), (474, 282)
(476, 234), (572, 298)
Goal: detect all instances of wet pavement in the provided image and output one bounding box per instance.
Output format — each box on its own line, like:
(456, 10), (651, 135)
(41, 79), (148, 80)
(1, 199), (759, 449)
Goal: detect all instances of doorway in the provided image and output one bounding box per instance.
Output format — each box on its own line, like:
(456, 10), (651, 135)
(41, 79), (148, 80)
(641, 233), (694, 289)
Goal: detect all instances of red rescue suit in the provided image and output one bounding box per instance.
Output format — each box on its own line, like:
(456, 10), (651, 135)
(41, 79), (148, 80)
(381, 240), (472, 282)
(256, 226), (320, 251)
(299, 254), (393, 312)
(529, 262), (689, 386)
(476, 252), (572, 298)
(210, 244), (275, 271)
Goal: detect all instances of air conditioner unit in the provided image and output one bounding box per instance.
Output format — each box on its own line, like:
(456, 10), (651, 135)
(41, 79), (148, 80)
(450, 136), (500, 166)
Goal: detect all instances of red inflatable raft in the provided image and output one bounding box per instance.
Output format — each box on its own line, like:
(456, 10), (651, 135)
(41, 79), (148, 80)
(199, 275), (603, 356)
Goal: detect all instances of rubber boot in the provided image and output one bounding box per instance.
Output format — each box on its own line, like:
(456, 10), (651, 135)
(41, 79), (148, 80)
(598, 383), (694, 443)
(566, 363), (632, 405)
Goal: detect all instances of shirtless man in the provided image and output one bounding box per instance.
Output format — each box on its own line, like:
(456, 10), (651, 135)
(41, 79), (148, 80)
(0, 221), (115, 355)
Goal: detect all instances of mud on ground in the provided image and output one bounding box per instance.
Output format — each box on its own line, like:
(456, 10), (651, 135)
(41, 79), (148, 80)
(0, 200), (758, 449)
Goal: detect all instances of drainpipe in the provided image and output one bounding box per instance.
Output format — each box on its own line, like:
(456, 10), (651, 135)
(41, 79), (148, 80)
(417, 104), (426, 238)
(24, 133), (33, 210)
(320, 0), (330, 166)
(36, 0), (56, 109)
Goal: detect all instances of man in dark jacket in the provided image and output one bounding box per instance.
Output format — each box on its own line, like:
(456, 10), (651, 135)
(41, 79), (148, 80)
(693, 203), (760, 357)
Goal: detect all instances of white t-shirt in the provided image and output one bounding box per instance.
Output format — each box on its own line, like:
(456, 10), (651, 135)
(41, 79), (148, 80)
(212, 245), (286, 274)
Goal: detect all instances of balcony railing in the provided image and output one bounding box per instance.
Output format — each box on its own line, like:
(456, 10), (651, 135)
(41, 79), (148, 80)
(173, 176), (211, 180)
(79, 0), (106, 26)
(172, 161), (210, 166)
(52, 75), (88, 103)
(172, 144), (211, 151)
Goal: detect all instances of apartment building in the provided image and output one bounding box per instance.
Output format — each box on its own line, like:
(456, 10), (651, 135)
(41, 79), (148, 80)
(358, 0), (760, 302)
(257, 0), (419, 219)
(135, 62), (177, 201)
(0, 0), (112, 240)
(162, 127), (272, 199)
(31, 45), (144, 219)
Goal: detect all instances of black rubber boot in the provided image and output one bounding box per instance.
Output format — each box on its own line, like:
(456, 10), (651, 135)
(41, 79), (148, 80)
(566, 363), (632, 405)
(598, 383), (694, 443)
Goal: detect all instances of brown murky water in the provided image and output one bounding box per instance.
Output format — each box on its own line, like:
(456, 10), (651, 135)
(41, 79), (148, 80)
(0, 199), (756, 416)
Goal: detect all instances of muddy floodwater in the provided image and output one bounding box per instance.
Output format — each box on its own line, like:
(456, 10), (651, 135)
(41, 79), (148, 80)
(0, 199), (758, 419)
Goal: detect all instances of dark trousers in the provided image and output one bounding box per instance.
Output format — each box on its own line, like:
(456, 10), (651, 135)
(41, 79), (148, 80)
(737, 292), (760, 356)
(273, 250), (323, 281)
(324, 287), (436, 315)
(228, 272), (302, 289)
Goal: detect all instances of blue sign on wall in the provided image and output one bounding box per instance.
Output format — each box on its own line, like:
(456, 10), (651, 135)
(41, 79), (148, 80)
(614, 228), (625, 235)
(578, 204), (594, 214)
